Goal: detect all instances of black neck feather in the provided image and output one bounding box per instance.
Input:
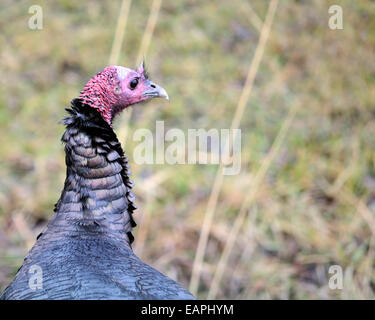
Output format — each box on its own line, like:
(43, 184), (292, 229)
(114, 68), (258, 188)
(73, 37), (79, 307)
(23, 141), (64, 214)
(53, 99), (137, 245)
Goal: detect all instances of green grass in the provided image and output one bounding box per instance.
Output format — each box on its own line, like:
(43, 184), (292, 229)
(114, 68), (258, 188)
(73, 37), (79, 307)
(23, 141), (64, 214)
(0, 0), (374, 299)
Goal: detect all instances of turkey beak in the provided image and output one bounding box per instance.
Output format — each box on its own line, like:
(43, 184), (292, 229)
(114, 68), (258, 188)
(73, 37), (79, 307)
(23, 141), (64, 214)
(142, 80), (169, 101)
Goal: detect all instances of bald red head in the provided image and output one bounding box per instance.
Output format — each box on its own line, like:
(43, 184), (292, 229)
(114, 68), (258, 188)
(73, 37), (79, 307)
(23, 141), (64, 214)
(79, 64), (168, 125)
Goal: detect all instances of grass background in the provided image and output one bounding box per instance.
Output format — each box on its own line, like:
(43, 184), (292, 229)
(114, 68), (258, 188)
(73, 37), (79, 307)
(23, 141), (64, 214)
(1, 0), (375, 299)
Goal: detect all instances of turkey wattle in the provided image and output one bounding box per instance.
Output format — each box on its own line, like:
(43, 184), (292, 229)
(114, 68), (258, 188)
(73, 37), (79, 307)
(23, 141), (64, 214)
(1, 64), (194, 300)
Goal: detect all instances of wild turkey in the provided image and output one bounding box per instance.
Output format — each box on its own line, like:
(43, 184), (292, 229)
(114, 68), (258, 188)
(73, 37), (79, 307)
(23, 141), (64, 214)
(1, 64), (195, 300)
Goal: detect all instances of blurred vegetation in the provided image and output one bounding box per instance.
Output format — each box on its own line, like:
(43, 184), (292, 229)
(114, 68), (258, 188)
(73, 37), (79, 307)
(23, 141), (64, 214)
(1, 0), (375, 299)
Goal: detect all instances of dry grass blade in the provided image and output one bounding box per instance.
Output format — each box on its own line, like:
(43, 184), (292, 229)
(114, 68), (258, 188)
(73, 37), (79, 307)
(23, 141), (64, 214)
(117, 0), (163, 145)
(134, 170), (170, 256)
(189, 0), (279, 296)
(207, 100), (298, 299)
(189, 164), (224, 295)
(342, 191), (375, 236)
(240, 0), (263, 33)
(135, 0), (163, 66)
(108, 0), (132, 65)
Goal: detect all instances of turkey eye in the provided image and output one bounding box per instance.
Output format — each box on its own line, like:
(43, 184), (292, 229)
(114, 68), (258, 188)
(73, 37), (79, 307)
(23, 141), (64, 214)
(130, 78), (138, 90)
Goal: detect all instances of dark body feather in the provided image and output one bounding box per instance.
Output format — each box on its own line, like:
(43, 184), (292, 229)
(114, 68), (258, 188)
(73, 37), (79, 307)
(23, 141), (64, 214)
(1, 99), (194, 300)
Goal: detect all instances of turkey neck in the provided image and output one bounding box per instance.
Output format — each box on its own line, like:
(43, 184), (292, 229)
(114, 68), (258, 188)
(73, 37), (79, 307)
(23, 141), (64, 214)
(53, 99), (137, 245)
